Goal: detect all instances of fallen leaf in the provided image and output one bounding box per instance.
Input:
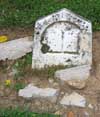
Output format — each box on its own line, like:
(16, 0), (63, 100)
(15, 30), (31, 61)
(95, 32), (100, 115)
(0, 36), (8, 43)
(67, 111), (74, 117)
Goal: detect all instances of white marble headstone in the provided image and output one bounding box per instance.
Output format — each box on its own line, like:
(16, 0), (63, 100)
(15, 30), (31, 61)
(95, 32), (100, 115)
(32, 8), (92, 69)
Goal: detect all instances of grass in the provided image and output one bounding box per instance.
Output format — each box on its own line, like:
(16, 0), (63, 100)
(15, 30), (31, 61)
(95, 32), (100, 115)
(12, 53), (73, 78)
(13, 53), (32, 69)
(31, 65), (73, 78)
(0, 108), (60, 117)
(12, 53), (32, 78)
(13, 82), (26, 91)
(0, 0), (100, 30)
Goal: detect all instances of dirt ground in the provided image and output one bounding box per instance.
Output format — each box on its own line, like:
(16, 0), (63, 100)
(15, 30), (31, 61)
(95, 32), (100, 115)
(0, 29), (100, 116)
(0, 27), (33, 40)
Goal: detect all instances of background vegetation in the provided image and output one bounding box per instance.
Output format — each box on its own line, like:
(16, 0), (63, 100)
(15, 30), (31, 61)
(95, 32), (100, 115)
(0, 108), (60, 117)
(0, 0), (100, 30)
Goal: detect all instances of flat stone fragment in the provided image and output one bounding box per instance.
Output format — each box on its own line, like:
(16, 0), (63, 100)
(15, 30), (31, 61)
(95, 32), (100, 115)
(88, 104), (93, 109)
(60, 92), (86, 107)
(18, 84), (59, 102)
(55, 65), (91, 81)
(67, 79), (86, 89)
(32, 8), (92, 69)
(0, 37), (33, 60)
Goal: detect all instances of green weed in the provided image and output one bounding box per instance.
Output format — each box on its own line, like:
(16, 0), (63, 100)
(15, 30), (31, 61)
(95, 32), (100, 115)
(31, 65), (73, 78)
(0, 108), (60, 117)
(12, 53), (32, 80)
(13, 82), (26, 91)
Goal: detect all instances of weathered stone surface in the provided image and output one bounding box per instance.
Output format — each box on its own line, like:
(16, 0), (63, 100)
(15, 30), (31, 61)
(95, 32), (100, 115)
(84, 111), (90, 117)
(88, 104), (93, 109)
(60, 92), (86, 107)
(48, 78), (54, 84)
(0, 37), (33, 60)
(32, 8), (92, 69)
(55, 65), (91, 81)
(55, 110), (63, 115)
(18, 84), (59, 102)
(67, 79), (86, 89)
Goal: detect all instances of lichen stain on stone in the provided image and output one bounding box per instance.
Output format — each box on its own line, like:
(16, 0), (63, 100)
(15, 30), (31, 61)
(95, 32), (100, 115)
(41, 44), (50, 54)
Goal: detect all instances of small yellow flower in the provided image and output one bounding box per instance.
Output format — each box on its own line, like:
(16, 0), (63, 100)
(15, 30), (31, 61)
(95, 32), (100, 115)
(5, 80), (11, 86)
(0, 36), (8, 43)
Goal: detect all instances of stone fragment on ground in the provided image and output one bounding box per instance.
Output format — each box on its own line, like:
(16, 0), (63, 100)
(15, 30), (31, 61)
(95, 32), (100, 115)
(88, 104), (93, 109)
(67, 79), (86, 89)
(55, 110), (63, 116)
(18, 84), (59, 102)
(60, 92), (86, 107)
(84, 111), (90, 117)
(48, 78), (54, 84)
(55, 65), (91, 82)
(0, 37), (33, 60)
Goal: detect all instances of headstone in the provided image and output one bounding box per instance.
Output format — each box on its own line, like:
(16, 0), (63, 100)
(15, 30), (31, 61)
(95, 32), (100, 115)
(32, 8), (92, 69)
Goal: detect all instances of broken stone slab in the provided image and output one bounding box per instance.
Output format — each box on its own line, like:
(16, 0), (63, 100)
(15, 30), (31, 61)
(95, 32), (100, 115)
(60, 92), (86, 107)
(0, 37), (33, 60)
(67, 79), (87, 89)
(55, 65), (91, 82)
(18, 84), (59, 103)
(88, 104), (93, 109)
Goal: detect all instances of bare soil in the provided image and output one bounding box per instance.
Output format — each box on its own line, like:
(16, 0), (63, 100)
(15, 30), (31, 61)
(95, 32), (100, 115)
(0, 27), (33, 40)
(0, 29), (100, 116)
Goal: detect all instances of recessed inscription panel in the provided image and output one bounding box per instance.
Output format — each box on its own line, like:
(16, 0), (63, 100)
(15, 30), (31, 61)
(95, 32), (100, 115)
(41, 22), (80, 54)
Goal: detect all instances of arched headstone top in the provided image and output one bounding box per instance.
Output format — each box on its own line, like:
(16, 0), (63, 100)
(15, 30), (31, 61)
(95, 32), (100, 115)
(35, 8), (91, 35)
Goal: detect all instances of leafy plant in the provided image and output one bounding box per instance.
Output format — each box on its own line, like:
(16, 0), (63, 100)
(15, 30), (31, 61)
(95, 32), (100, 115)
(0, 108), (60, 117)
(13, 82), (26, 91)
(12, 53), (32, 80)
(13, 53), (32, 70)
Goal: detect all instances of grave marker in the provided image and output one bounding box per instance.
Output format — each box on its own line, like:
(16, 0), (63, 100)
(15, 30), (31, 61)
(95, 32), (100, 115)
(32, 8), (92, 68)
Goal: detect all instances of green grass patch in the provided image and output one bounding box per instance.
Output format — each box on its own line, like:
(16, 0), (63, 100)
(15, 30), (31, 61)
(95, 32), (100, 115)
(31, 65), (71, 78)
(13, 53), (32, 69)
(12, 52), (73, 78)
(0, 108), (60, 117)
(12, 53), (32, 79)
(0, 0), (100, 30)
(13, 82), (26, 91)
